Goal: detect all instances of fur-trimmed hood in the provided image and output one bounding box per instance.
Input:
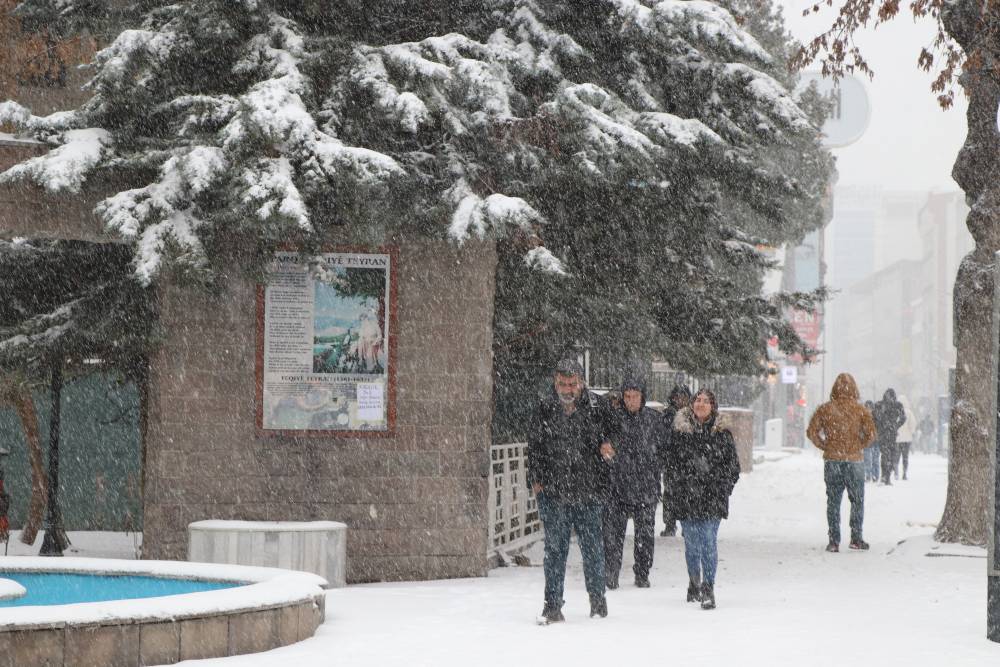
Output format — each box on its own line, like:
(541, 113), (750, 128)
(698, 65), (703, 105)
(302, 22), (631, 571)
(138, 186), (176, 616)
(672, 406), (732, 435)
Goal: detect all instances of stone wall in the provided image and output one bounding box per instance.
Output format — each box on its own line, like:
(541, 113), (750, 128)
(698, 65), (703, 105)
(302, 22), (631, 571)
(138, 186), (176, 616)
(142, 238), (497, 582)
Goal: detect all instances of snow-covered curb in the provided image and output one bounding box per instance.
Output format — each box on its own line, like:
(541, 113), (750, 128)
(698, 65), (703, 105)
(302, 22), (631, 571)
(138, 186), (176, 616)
(0, 577), (26, 601)
(0, 556), (326, 630)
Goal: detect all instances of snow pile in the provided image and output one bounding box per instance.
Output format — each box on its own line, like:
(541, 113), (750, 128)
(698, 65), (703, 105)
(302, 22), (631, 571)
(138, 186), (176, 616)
(0, 578), (26, 602)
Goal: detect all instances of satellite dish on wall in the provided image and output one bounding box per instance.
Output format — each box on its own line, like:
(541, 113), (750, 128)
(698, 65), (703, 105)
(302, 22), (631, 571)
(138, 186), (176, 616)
(796, 71), (871, 148)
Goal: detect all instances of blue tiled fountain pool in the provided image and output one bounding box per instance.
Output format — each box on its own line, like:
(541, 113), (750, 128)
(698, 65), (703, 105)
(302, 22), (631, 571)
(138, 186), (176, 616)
(0, 572), (238, 607)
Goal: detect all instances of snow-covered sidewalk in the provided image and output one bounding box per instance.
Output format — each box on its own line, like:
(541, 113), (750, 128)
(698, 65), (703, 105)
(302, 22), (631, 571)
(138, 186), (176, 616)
(4, 451), (996, 665)
(168, 450), (996, 666)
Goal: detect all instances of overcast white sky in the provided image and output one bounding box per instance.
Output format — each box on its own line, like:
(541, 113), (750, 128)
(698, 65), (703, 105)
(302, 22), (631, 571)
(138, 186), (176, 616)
(777, 0), (968, 192)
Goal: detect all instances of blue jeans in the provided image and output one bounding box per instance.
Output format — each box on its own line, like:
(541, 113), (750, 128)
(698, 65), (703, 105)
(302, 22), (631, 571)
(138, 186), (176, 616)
(867, 444), (880, 481)
(680, 519), (721, 585)
(537, 493), (605, 607)
(824, 461), (865, 543)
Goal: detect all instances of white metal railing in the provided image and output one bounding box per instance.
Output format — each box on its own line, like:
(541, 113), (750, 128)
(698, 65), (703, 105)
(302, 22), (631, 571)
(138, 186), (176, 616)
(489, 442), (542, 554)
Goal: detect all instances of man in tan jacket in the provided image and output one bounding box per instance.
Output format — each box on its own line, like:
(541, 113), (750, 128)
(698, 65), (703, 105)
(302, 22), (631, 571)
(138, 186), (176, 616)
(807, 373), (877, 552)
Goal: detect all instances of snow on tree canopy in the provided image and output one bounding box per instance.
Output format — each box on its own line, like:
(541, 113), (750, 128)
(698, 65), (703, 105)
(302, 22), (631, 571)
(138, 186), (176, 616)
(2, 0), (830, 378)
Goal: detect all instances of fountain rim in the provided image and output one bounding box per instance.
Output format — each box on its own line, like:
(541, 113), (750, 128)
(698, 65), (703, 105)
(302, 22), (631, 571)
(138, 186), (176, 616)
(0, 556), (326, 631)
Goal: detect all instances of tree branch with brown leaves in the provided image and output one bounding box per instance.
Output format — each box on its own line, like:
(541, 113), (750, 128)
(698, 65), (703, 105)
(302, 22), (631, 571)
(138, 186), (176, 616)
(790, 0), (966, 108)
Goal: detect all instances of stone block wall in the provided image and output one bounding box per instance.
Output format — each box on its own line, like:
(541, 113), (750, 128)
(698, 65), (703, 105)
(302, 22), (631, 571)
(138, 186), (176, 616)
(142, 238), (497, 582)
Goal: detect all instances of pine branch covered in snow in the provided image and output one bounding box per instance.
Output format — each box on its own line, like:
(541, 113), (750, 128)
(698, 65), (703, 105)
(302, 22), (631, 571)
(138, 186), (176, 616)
(3, 0), (831, 414)
(0, 239), (154, 384)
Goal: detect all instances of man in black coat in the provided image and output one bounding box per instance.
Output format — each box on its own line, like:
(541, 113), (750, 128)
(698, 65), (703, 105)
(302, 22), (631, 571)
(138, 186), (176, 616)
(527, 359), (615, 624)
(660, 385), (690, 536)
(603, 376), (667, 589)
(873, 388), (906, 486)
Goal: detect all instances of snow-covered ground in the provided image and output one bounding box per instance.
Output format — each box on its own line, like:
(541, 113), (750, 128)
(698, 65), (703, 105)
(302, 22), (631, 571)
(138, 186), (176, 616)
(4, 450), (997, 665)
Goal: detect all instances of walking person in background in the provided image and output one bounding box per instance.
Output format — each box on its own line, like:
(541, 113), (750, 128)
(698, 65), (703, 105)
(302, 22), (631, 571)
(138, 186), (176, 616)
(873, 389), (906, 486)
(807, 373), (876, 553)
(916, 413), (936, 455)
(527, 359), (615, 624)
(660, 385), (690, 537)
(602, 376), (667, 590)
(894, 397), (917, 480)
(663, 388), (740, 610)
(862, 400), (878, 482)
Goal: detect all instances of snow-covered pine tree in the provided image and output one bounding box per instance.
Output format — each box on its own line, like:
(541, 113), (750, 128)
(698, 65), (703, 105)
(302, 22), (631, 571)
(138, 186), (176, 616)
(2, 1), (829, 434)
(0, 238), (153, 543)
(0, 239), (153, 380)
(489, 1), (833, 433)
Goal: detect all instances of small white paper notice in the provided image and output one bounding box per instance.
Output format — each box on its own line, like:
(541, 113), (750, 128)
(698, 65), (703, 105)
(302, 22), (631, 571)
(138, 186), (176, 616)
(357, 383), (384, 421)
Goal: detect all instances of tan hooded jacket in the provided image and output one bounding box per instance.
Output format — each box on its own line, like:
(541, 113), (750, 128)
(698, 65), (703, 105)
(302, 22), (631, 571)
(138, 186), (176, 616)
(806, 373), (876, 462)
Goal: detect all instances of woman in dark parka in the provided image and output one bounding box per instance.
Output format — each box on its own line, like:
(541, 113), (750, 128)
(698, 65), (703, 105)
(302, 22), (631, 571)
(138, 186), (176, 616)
(663, 388), (740, 610)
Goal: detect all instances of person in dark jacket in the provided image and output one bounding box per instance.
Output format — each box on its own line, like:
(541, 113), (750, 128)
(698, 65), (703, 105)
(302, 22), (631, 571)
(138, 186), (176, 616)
(663, 388), (740, 610)
(873, 388), (906, 486)
(602, 376), (667, 590)
(527, 359), (615, 624)
(660, 385), (691, 537)
(862, 400), (878, 482)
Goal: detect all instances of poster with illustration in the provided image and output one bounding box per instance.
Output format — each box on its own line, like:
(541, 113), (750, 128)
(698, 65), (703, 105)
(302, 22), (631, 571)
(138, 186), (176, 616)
(258, 251), (393, 433)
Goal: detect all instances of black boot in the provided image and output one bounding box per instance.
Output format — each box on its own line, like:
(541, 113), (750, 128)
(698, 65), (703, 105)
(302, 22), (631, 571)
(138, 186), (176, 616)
(537, 602), (565, 625)
(635, 574), (650, 588)
(700, 583), (716, 610)
(589, 595), (608, 618)
(686, 578), (702, 602)
(605, 571), (619, 590)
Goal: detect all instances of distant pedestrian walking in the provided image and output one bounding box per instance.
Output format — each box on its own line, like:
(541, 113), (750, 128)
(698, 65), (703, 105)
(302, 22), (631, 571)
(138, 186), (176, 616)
(660, 385), (691, 537)
(663, 389), (740, 610)
(527, 359), (614, 624)
(894, 397), (916, 480)
(602, 376), (667, 590)
(873, 389), (906, 485)
(862, 400), (878, 482)
(806, 373), (876, 552)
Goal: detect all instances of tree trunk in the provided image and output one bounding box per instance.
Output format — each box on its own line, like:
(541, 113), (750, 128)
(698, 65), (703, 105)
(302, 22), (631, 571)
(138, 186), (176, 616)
(39, 359), (69, 555)
(935, 0), (1000, 544)
(11, 389), (47, 545)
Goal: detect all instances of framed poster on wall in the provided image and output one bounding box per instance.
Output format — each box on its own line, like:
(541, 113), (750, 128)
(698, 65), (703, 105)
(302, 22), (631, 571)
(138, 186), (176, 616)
(256, 249), (397, 435)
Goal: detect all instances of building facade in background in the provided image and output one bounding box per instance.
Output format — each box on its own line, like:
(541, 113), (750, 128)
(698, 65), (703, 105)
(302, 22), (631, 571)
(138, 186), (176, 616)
(828, 189), (971, 440)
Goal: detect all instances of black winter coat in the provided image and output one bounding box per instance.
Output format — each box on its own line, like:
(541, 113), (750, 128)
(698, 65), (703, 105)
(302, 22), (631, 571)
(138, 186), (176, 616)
(608, 405), (667, 505)
(663, 408), (740, 520)
(526, 390), (610, 503)
(873, 393), (906, 447)
(661, 405), (679, 462)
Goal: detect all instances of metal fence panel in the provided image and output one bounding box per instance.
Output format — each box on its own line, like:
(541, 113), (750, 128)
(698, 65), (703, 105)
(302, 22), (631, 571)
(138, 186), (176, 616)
(490, 443), (542, 553)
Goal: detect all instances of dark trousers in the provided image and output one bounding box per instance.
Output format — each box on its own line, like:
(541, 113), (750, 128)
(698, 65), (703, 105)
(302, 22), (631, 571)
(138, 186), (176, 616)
(880, 442), (897, 483)
(824, 460), (865, 544)
(661, 471), (677, 532)
(537, 493), (605, 607)
(602, 500), (656, 580)
(899, 442), (910, 477)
